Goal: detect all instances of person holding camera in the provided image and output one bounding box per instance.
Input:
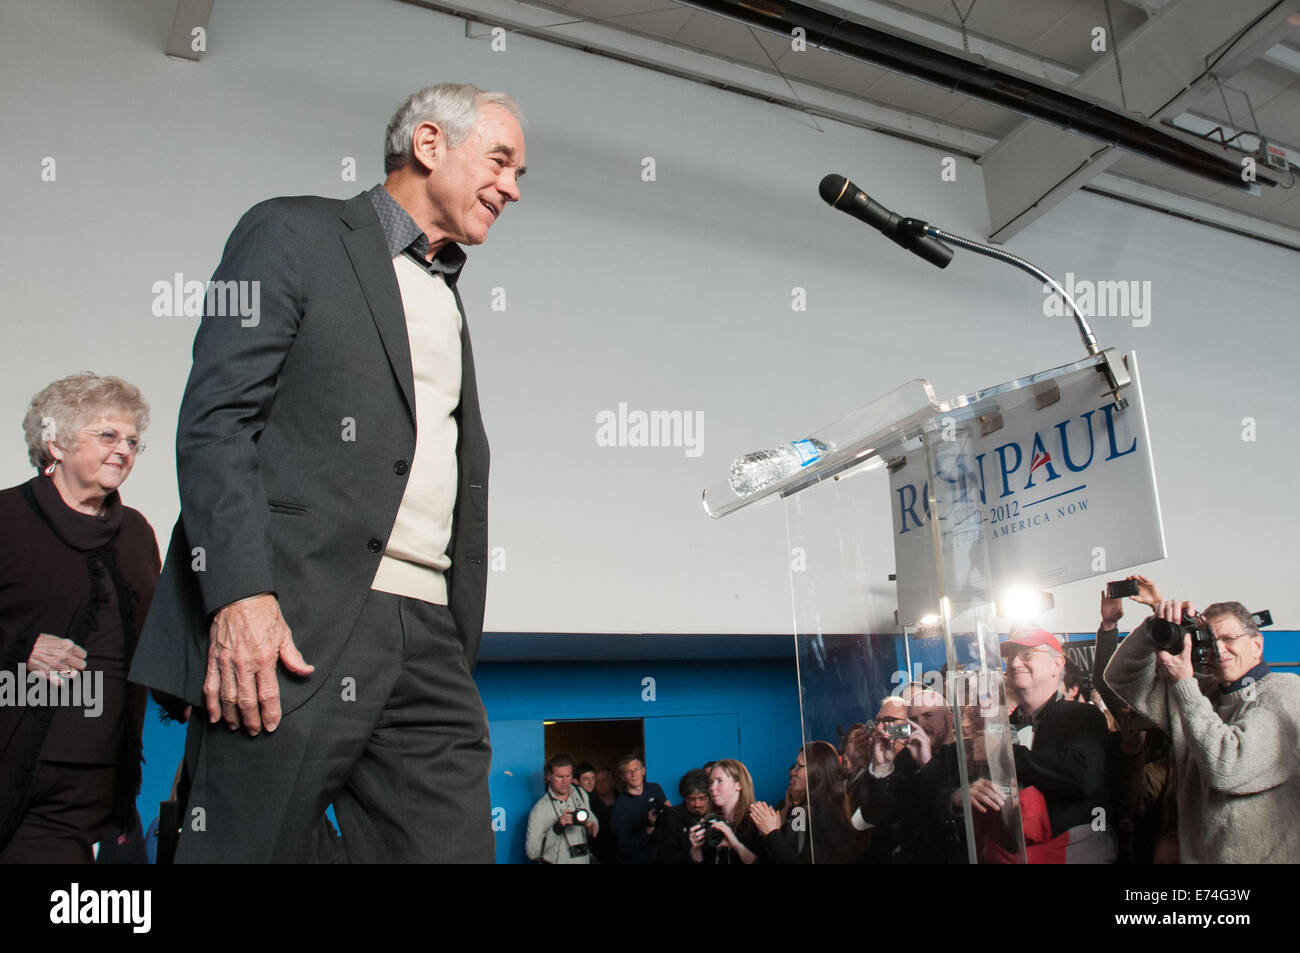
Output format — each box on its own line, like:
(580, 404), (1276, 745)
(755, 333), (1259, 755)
(854, 686), (970, 862)
(688, 759), (770, 864)
(610, 754), (670, 864)
(525, 753), (598, 865)
(1095, 575), (1179, 863)
(653, 768), (711, 863)
(1105, 596), (1300, 863)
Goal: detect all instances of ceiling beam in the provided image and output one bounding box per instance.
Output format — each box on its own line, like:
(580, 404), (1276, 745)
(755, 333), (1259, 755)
(1089, 171), (1300, 252)
(794, 0), (1081, 84)
(980, 0), (1299, 242)
(399, 0), (993, 153)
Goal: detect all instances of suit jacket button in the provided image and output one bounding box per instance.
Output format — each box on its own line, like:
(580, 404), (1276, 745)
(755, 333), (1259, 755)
(393, 460), (409, 475)
(367, 538), (383, 553)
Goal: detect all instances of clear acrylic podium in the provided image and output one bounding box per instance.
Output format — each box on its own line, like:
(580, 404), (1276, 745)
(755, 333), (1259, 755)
(704, 350), (1160, 864)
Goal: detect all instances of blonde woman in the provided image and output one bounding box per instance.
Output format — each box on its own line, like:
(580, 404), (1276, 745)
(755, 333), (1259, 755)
(689, 758), (764, 864)
(0, 372), (160, 863)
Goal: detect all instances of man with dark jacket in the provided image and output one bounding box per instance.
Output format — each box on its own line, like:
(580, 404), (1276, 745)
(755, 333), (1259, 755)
(129, 83), (525, 863)
(654, 769), (710, 863)
(1003, 628), (1115, 863)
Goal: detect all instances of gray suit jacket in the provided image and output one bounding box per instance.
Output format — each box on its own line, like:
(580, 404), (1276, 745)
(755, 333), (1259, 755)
(130, 192), (490, 715)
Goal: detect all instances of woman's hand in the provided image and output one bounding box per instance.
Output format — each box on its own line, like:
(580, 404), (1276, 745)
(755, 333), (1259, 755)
(750, 801), (780, 836)
(711, 819), (740, 849)
(27, 634), (87, 685)
(688, 822), (706, 863)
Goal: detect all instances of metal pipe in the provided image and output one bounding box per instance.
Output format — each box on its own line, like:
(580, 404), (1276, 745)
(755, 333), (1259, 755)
(921, 225), (1099, 356)
(674, 0), (1279, 191)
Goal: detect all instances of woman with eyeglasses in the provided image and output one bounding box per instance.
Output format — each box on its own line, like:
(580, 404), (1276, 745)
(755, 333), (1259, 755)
(0, 372), (161, 863)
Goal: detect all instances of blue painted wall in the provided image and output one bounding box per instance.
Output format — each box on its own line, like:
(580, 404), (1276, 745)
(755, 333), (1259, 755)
(479, 658), (802, 864)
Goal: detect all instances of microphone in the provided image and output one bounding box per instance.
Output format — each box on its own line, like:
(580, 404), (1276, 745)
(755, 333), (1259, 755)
(819, 174), (953, 269)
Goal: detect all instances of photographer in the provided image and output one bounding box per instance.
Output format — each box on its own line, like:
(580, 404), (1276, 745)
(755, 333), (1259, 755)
(654, 769), (711, 863)
(688, 759), (771, 864)
(855, 686), (969, 863)
(610, 754), (670, 864)
(1105, 598), (1300, 863)
(1096, 576), (1178, 863)
(525, 754), (598, 865)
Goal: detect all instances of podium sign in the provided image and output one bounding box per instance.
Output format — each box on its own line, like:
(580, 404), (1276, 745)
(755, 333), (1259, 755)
(889, 353), (1165, 624)
(706, 349), (1162, 863)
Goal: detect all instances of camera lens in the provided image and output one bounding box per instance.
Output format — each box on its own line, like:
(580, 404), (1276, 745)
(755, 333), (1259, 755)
(1147, 617), (1186, 653)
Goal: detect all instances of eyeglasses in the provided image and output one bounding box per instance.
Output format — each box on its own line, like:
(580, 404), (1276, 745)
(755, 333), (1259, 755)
(80, 428), (146, 455)
(1003, 647), (1056, 665)
(1214, 633), (1252, 648)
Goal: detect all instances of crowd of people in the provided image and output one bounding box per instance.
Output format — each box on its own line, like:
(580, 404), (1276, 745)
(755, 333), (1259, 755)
(525, 576), (1300, 864)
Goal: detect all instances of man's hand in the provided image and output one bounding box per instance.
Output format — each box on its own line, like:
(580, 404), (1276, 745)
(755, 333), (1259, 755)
(1152, 599), (1198, 684)
(1132, 574), (1163, 609)
(750, 801), (781, 836)
(1156, 633), (1195, 684)
(27, 634), (87, 686)
(557, 810), (575, 827)
(584, 817), (598, 837)
(1100, 588), (1124, 631)
(1156, 598), (1196, 625)
(903, 719), (932, 767)
(870, 721), (900, 767)
(205, 593), (314, 735)
(954, 778), (1006, 815)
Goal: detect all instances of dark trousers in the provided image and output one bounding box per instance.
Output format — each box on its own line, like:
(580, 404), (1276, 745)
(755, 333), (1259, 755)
(0, 761), (116, 864)
(176, 591), (494, 863)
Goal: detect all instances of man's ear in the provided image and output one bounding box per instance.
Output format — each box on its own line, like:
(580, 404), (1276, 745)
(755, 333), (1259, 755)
(409, 120), (445, 173)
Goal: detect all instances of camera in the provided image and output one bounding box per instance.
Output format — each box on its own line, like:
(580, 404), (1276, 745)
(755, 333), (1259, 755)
(691, 814), (726, 849)
(553, 806), (591, 837)
(881, 721), (914, 741)
(1107, 579), (1139, 599)
(1147, 611), (1219, 670)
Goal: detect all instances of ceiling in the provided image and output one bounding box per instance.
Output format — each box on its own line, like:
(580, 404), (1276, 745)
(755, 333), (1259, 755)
(393, 0), (1300, 249)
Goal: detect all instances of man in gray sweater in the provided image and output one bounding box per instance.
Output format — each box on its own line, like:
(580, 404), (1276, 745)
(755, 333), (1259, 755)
(1105, 598), (1300, 863)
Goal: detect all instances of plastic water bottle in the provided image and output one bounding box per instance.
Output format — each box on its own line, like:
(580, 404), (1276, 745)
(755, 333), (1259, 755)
(728, 438), (830, 496)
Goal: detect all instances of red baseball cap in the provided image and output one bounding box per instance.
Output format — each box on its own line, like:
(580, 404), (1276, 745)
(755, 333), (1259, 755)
(1000, 627), (1064, 656)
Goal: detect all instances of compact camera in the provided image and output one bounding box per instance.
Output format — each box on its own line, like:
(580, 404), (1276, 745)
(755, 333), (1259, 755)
(881, 721), (914, 741)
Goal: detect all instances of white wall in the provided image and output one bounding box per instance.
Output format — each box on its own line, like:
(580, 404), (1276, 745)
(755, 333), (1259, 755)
(2, 0), (1296, 634)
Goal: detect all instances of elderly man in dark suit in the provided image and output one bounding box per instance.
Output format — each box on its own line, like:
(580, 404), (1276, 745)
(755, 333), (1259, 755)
(130, 83), (525, 863)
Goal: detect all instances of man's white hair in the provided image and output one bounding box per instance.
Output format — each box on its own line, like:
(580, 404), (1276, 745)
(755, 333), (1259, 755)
(384, 83), (522, 173)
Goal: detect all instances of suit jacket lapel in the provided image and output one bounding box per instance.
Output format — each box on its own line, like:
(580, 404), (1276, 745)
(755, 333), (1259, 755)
(340, 193), (416, 420)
